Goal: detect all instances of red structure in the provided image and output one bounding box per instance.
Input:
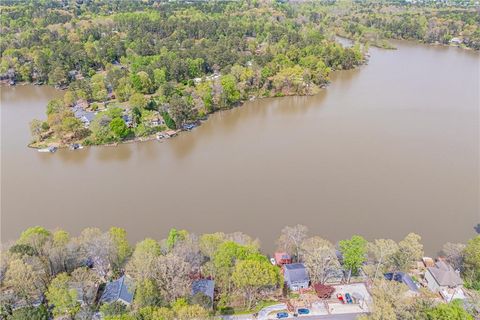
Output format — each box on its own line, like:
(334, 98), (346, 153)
(274, 252), (292, 265)
(313, 283), (335, 299)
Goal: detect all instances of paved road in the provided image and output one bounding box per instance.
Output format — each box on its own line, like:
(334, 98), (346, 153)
(294, 314), (363, 320)
(222, 311), (363, 320)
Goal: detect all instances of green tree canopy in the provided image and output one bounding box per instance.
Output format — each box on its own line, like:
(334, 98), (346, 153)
(45, 273), (80, 318)
(232, 259), (281, 309)
(339, 235), (368, 280)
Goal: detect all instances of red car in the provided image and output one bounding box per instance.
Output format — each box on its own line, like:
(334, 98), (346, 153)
(337, 293), (345, 304)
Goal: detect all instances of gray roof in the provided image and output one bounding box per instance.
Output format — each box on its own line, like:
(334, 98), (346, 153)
(428, 261), (463, 287)
(72, 105), (96, 123)
(386, 272), (419, 292)
(83, 112), (96, 122)
(191, 279), (215, 300)
(284, 263), (309, 283)
(99, 276), (135, 305)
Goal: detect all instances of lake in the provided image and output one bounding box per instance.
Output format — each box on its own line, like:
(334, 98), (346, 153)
(1, 41), (479, 254)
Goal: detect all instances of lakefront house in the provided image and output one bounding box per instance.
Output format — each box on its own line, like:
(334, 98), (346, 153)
(283, 263), (310, 291)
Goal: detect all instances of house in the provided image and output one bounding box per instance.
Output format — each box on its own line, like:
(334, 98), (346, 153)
(283, 263), (309, 291)
(81, 112), (96, 126)
(72, 105), (96, 127)
(274, 252), (292, 266)
(425, 260), (463, 293)
(191, 279), (215, 305)
(384, 272), (419, 292)
(99, 275), (135, 305)
(122, 114), (133, 127)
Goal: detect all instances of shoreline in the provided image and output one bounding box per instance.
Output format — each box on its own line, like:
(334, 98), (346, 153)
(12, 36), (475, 153)
(24, 84), (332, 152)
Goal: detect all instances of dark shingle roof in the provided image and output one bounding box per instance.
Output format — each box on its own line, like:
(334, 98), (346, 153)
(99, 276), (134, 305)
(191, 279), (215, 300)
(284, 263), (309, 283)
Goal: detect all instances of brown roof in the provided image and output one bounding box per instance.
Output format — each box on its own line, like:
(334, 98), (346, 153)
(422, 257), (435, 268)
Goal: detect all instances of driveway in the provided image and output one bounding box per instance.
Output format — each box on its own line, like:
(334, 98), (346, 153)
(257, 303), (287, 319)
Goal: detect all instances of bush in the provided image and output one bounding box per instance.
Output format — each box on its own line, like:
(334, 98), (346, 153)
(161, 112), (176, 129)
(109, 117), (130, 139)
(100, 302), (127, 317)
(190, 292), (212, 309)
(9, 244), (36, 256)
(218, 307), (234, 315)
(10, 306), (49, 320)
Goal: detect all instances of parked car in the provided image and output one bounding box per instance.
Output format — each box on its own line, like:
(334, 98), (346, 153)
(277, 312), (289, 318)
(337, 293), (345, 303)
(345, 293), (353, 304)
(298, 308), (310, 315)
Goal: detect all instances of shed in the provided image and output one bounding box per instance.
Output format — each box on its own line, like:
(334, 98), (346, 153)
(274, 252), (292, 266)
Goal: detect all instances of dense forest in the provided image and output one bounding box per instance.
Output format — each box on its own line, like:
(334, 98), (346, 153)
(335, 1), (480, 49)
(1, 0), (478, 148)
(1, 0), (365, 148)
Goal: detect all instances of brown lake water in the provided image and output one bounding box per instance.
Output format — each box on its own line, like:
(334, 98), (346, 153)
(1, 41), (479, 254)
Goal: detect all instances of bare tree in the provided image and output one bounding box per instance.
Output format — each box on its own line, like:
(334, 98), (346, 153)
(71, 267), (100, 306)
(153, 253), (191, 304)
(441, 242), (466, 271)
(171, 234), (205, 273)
(301, 237), (341, 284)
(226, 232), (260, 248)
(367, 239), (399, 280)
(78, 228), (115, 279)
(277, 224), (308, 261)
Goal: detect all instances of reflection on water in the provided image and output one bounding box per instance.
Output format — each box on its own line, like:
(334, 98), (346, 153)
(1, 42), (479, 254)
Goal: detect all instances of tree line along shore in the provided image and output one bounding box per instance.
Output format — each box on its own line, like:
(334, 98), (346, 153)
(1, 1), (478, 149)
(1, 225), (479, 320)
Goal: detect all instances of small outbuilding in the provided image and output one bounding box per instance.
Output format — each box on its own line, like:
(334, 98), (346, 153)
(99, 275), (135, 306)
(274, 252), (292, 266)
(283, 263), (309, 291)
